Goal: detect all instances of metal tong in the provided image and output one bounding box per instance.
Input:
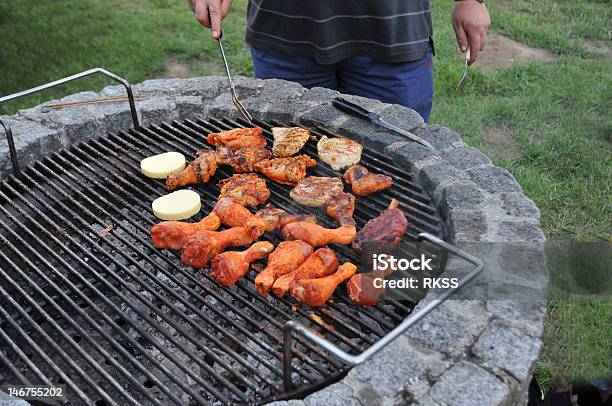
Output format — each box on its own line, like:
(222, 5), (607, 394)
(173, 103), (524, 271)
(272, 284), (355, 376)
(457, 47), (470, 90)
(214, 30), (253, 122)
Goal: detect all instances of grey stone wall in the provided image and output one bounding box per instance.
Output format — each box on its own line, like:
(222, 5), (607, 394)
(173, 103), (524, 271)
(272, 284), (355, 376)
(0, 76), (547, 405)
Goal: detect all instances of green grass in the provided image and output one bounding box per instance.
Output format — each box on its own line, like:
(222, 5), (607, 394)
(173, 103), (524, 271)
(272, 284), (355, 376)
(1, 0), (610, 393)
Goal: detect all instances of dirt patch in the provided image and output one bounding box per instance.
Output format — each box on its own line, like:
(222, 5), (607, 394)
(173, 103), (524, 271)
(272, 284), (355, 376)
(472, 33), (556, 72)
(483, 127), (521, 159)
(584, 40), (612, 59)
(164, 59), (196, 78)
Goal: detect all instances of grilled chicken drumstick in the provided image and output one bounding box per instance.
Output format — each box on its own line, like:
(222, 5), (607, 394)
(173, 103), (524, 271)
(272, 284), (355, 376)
(166, 151), (217, 191)
(181, 227), (253, 268)
(255, 241), (313, 296)
(213, 146), (272, 173)
(326, 191), (356, 226)
(210, 241), (275, 286)
(254, 155), (317, 185)
(207, 127), (266, 151)
(218, 173), (270, 208)
(272, 247), (339, 298)
(343, 165), (393, 196)
(282, 222), (356, 247)
(214, 198), (266, 239)
(291, 262), (358, 307)
(150, 212), (221, 250)
(254, 208), (317, 232)
(352, 198), (408, 256)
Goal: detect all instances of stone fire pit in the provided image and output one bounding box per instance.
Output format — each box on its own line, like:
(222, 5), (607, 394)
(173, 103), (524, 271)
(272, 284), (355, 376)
(0, 76), (547, 405)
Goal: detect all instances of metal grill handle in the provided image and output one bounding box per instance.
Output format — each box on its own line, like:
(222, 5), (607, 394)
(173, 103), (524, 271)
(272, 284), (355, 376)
(0, 68), (139, 176)
(282, 232), (484, 391)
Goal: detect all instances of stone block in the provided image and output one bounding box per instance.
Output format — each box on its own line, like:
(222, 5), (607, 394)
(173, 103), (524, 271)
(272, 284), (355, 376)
(414, 125), (464, 151)
(418, 162), (470, 195)
(175, 96), (205, 121)
(379, 103), (425, 133)
(363, 130), (406, 153)
(303, 382), (359, 406)
(208, 93), (244, 120)
(441, 146), (492, 170)
(495, 221), (546, 242)
(447, 209), (487, 242)
(257, 79), (306, 102)
(176, 76), (224, 98)
(467, 166), (523, 194)
(473, 319), (542, 381)
(501, 192), (541, 220)
(299, 87), (341, 103)
(138, 98), (179, 128)
(297, 103), (347, 130)
(388, 142), (439, 173)
(430, 361), (510, 406)
(135, 78), (186, 95)
(259, 100), (319, 124)
(438, 182), (485, 217)
(485, 300), (546, 337)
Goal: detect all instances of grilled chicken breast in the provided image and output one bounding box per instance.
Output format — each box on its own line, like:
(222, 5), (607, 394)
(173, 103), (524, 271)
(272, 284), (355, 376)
(317, 136), (363, 171)
(344, 165), (393, 196)
(289, 176), (344, 207)
(254, 155), (317, 185)
(271, 127), (310, 157)
(207, 127), (266, 151)
(218, 173), (270, 207)
(213, 146), (272, 173)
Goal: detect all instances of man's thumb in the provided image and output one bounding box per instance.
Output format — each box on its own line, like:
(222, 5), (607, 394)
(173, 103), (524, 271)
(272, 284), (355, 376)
(454, 24), (468, 52)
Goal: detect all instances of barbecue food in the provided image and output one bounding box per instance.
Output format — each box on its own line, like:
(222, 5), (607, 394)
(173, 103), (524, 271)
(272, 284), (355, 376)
(317, 136), (363, 171)
(141, 152), (186, 179)
(152, 190), (202, 221)
(272, 248), (338, 298)
(254, 208), (317, 232)
(181, 227), (253, 268)
(207, 127), (266, 151)
(254, 155), (317, 185)
(218, 174), (270, 208)
(271, 127), (310, 157)
(282, 222), (356, 247)
(346, 268), (397, 306)
(291, 262), (358, 307)
(214, 198), (266, 239)
(150, 212), (221, 250)
(289, 176), (344, 207)
(326, 191), (356, 226)
(254, 241), (313, 296)
(210, 241), (275, 286)
(343, 165), (393, 196)
(213, 146), (273, 173)
(166, 151), (217, 191)
(352, 199), (408, 255)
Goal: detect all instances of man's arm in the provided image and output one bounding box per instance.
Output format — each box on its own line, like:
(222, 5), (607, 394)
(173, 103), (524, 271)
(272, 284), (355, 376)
(189, 0), (233, 39)
(452, 0), (491, 64)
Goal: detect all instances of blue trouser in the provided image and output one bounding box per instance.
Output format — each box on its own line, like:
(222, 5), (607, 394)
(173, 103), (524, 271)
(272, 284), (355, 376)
(251, 47), (434, 122)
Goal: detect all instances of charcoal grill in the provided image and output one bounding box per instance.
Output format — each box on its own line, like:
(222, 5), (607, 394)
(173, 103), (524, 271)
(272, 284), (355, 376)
(0, 70), (483, 405)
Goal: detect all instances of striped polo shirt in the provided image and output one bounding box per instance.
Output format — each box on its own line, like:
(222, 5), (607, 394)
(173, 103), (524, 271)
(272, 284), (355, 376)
(245, 0), (433, 65)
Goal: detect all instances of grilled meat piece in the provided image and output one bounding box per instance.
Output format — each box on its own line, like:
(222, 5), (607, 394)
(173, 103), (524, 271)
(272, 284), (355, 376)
(166, 151), (217, 191)
(181, 227), (253, 268)
(289, 176), (344, 207)
(271, 127), (310, 157)
(254, 155), (317, 185)
(210, 241), (274, 286)
(291, 262), (357, 307)
(352, 199), (408, 255)
(317, 136), (363, 171)
(218, 173), (270, 208)
(254, 241), (313, 296)
(150, 212), (221, 250)
(343, 165), (393, 196)
(214, 198), (266, 239)
(272, 248), (338, 298)
(282, 222), (356, 247)
(346, 268), (396, 306)
(207, 127), (266, 151)
(326, 191), (356, 226)
(213, 146), (272, 173)
(254, 208), (317, 232)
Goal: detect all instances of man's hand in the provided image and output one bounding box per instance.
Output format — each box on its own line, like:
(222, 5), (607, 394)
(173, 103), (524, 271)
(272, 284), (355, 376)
(452, 0), (491, 64)
(189, 0), (233, 39)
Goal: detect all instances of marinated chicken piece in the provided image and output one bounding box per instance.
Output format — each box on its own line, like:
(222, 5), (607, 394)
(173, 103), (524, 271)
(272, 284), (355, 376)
(214, 198), (266, 239)
(254, 241), (313, 296)
(272, 248), (338, 298)
(218, 173), (270, 208)
(317, 136), (363, 171)
(282, 222), (356, 247)
(210, 241), (275, 286)
(289, 176), (344, 207)
(207, 127), (266, 151)
(271, 127), (310, 157)
(254, 208), (317, 232)
(326, 192), (356, 226)
(254, 155), (317, 185)
(166, 151), (217, 191)
(181, 227), (253, 268)
(291, 262), (357, 307)
(150, 212), (221, 250)
(352, 199), (408, 256)
(346, 268), (397, 306)
(213, 146), (272, 173)
(343, 165), (393, 196)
